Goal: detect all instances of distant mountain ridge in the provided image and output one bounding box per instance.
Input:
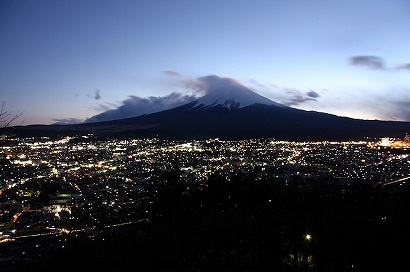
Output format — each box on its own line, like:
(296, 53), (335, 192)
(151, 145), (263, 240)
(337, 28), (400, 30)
(5, 76), (410, 141)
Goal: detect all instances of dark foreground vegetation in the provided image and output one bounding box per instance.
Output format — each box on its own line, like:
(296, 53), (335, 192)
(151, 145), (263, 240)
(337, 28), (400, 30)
(6, 169), (410, 272)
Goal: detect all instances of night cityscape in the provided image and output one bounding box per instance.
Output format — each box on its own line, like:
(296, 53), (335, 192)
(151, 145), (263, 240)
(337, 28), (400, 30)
(2, 2), (410, 271)
(1, 134), (410, 271)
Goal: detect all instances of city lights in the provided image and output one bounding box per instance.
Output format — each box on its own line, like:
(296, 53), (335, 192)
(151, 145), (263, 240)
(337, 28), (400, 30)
(1, 135), (409, 270)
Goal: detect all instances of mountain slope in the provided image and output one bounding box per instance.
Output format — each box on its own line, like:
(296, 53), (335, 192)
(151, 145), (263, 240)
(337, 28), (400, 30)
(7, 102), (410, 141)
(5, 76), (410, 140)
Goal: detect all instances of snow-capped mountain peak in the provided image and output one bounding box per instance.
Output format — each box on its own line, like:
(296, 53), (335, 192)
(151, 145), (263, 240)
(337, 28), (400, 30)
(193, 75), (284, 109)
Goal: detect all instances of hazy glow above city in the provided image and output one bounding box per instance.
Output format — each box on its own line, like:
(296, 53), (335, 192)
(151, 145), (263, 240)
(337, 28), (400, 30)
(1, 0), (410, 125)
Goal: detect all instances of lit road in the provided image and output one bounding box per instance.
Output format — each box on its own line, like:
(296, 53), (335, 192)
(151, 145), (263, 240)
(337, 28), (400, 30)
(5, 218), (149, 241)
(383, 175), (410, 186)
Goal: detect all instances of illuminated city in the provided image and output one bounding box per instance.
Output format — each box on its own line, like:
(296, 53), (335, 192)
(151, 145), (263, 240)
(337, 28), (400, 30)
(1, 134), (410, 271)
(2, 1), (410, 271)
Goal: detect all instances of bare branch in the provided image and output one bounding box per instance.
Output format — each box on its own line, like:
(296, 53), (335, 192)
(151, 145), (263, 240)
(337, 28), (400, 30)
(0, 101), (24, 129)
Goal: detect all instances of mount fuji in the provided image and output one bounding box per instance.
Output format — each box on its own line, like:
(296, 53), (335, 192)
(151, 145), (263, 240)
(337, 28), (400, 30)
(192, 75), (284, 110)
(6, 76), (410, 140)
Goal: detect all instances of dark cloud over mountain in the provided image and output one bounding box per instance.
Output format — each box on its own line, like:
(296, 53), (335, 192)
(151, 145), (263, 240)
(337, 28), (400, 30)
(307, 90), (320, 98)
(93, 89), (102, 100)
(84, 92), (198, 123)
(283, 89), (320, 106)
(396, 63), (410, 71)
(349, 56), (410, 72)
(350, 56), (384, 69)
(87, 89), (102, 100)
(163, 70), (181, 76)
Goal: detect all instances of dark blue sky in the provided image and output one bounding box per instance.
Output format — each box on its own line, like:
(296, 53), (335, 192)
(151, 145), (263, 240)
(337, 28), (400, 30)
(1, 0), (409, 125)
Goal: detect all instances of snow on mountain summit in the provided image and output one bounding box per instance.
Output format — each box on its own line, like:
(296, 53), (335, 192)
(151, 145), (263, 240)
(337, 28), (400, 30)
(194, 75), (284, 109)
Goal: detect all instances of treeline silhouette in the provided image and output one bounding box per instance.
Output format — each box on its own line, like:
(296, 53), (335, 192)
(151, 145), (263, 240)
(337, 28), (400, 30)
(12, 168), (410, 272)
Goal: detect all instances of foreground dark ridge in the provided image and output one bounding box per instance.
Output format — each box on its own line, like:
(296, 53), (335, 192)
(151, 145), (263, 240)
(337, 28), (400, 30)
(6, 102), (410, 141)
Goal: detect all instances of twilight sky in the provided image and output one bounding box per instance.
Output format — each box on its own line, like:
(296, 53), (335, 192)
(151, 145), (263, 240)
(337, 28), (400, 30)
(1, 0), (410, 125)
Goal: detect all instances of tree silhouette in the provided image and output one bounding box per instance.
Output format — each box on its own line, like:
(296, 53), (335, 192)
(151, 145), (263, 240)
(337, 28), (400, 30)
(0, 101), (24, 139)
